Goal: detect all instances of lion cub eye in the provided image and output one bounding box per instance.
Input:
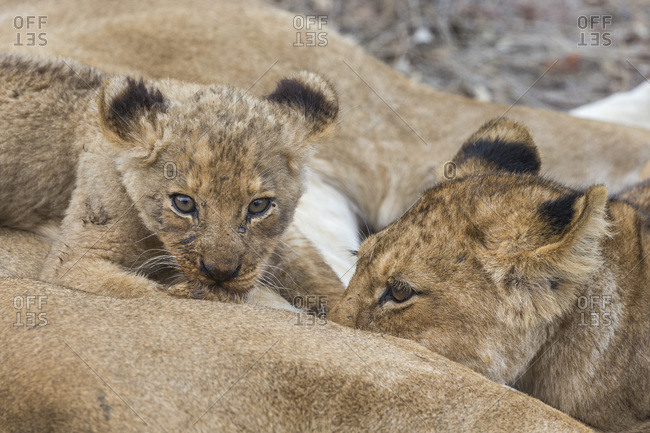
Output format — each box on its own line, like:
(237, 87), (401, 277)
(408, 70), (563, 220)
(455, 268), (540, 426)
(247, 198), (272, 217)
(381, 276), (415, 304)
(171, 194), (196, 214)
(391, 286), (412, 302)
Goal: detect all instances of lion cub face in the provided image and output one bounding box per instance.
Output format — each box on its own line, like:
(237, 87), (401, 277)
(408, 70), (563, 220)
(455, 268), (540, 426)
(330, 119), (610, 384)
(98, 73), (338, 295)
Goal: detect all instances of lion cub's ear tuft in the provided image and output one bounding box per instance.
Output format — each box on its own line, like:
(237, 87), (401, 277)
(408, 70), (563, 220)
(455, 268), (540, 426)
(538, 190), (584, 235)
(451, 118), (541, 178)
(267, 71), (339, 140)
(515, 185), (610, 285)
(98, 77), (168, 153)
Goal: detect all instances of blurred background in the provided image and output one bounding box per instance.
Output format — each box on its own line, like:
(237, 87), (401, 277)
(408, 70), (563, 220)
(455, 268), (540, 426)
(270, 0), (650, 110)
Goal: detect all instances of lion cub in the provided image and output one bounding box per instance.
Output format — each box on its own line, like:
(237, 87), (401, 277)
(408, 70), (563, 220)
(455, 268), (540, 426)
(0, 54), (343, 305)
(330, 119), (650, 432)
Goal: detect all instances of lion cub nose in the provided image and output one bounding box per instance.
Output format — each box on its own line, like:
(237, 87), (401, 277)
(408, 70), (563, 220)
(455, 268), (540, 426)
(199, 259), (242, 283)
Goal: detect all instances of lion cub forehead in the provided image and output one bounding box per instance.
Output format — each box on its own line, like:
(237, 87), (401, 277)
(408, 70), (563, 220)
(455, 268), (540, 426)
(157, 79), (244, 102)
(375, 176), (575, 241)
(169, 88), (276, 125)
(163, 135), (273, 193)
(425, 175), (575, 213)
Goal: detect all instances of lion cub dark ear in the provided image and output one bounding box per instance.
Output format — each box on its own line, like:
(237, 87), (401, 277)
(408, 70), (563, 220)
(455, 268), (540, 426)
(451, 118), (541, 178)
(98, 77), (168, 155)
(267, 71), (339, 140)
(507, 185), (610, 286)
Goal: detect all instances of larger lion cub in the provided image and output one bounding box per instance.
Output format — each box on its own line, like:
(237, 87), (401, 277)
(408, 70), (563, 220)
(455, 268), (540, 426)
(0, 54), (342, 303)
(330, 119), (650, 432)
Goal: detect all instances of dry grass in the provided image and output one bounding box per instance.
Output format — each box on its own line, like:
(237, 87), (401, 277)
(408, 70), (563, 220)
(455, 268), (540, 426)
(269, 0), (650, 110)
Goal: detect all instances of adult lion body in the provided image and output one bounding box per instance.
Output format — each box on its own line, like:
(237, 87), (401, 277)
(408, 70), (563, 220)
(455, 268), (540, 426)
(0, 277), (592, 433)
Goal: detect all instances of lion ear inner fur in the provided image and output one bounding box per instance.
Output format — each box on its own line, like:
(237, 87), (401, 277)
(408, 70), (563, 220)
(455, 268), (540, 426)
(98, 76), (168, 158)
(500, 185), (611, 292)
(267, 71), (339, 140)
(528, 185), (610, 280)
(265, 71), (339, 173)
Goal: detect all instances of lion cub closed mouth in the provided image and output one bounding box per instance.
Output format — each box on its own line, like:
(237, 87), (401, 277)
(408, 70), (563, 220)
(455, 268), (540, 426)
(0, 54), (342, 305)
(329, 118), (650, 432)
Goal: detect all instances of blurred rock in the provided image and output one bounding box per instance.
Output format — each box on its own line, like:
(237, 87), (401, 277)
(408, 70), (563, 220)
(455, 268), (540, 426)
(412, 26), (434, 45)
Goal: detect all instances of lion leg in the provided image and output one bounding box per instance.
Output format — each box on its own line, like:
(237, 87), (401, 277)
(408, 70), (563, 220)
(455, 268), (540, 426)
(41, 252), (164, 298)
(38, 181), (168, 298)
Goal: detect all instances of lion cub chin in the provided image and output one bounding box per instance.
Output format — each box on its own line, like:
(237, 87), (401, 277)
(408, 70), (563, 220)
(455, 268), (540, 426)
(0, 54), (343, 309)
(330, 118), (650, 432)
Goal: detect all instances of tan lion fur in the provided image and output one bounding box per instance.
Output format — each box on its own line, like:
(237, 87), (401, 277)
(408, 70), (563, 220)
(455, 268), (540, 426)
(0, 228), (50, 279)
(0, 277), (593, 433)
(330, 119), (650, 432)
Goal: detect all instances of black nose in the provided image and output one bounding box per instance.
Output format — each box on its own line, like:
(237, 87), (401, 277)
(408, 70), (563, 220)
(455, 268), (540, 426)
(199, 259), (241, 283)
